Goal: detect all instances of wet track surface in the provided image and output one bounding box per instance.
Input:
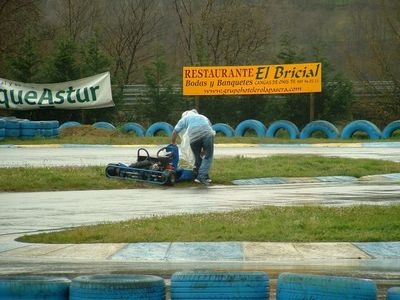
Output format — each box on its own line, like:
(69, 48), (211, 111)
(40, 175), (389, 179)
(1, 143), (400, 167)
(0, 143), (399, 298)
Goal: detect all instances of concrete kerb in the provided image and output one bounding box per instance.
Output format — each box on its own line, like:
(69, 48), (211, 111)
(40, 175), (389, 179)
(1, 241), (400, 269)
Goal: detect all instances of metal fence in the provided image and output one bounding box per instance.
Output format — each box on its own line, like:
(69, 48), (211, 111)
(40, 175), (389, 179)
(120, 81), (396, 111)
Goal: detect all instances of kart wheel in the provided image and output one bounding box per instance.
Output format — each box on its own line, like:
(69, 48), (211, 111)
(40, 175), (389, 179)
(168, 171), (176, 185)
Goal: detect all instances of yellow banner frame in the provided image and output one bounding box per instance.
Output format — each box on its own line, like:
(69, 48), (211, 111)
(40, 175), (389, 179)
(182, 62), (321, 96)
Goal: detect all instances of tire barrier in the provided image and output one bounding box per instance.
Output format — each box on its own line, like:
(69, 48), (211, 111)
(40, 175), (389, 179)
(70, 274), (165, 300)
(266, 120), (300, 139)
(387, 287), (400, 300)
(171, 271), (269, 299)
(300, 120), (339, 139)
(340, 120), (382, 140)
(383, 120), (400, 139)
(59, 121), (81, 130)
(234, 119), (266, 137)
(276, 273), (377, 300)
(4, 118), (21, 138)
(212, 123), (235, 137)
(20, 121), (40, 139)
(122, 122), (146, 137)
(0, 275), (70, 299)
(146, 122), (174, 137)
(92, 121), (116, 130)
(0, 119), (5, 141)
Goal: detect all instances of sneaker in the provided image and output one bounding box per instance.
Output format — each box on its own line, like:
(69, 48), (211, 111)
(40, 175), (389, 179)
(195, 177), (211, 186)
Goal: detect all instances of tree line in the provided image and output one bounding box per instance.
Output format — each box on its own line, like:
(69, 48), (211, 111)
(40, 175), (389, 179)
(0, 0), (398, 128)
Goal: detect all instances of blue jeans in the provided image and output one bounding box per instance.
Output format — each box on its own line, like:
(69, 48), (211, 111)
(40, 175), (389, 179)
(190, 134), (214, 180)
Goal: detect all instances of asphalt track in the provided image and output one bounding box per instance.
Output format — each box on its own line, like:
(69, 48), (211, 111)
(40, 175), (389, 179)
(1, 142), (400, 167)
(0, 142), (399, 298)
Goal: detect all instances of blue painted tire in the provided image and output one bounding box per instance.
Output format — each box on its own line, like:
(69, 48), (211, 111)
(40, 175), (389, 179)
(0, 128), (5, 140)
(20, 121), (40, 129)
(234, 120), (266, 137)
(146, 122), (174, 137)
(341, 120), (382, 140)
(300, 120), (339, 139)
(212, 123), (235, 137)
(20, 128), (40, 139)
(5, 128), (20, 137)
(0, 275), (70, 299)
(0, 119), (5, 128)
(92, 121), (116, 130)
(387, 287), (400, 300)
(5, 119), (20, 129)
(276, 273), (377, 300)
(383, 120), (400, 139)
(40, 120), (59, 129)
(70, 274), (165, 300)
(266, 120), (300, 139)
(59, 121), (81, 130)
(171, 271), (269, 299)
(122, 122), (145, 137)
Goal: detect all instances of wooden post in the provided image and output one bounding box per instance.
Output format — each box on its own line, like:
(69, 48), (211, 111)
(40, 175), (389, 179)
(309, 93), (315, 122)
(195, 96), (200, 112)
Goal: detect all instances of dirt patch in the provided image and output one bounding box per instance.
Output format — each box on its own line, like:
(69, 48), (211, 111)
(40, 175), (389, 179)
(59, 125), (123, 138)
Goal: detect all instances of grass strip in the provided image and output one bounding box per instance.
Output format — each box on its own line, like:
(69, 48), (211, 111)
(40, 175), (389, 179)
(1, 155), (400, 192)
(18, 205), (400, 243)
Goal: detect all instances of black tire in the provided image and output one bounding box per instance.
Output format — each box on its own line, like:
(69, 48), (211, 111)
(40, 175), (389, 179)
(266, 120), (299, 139)
(171, 271), (269, 299)
(300, 120), (339, 139)
(212, 123), (235, 137)
(340, 120), (382, 140)
(276, 272), (377, 300)
(122, 122), (146, 137)
(383, 120), (400, 139)
(167, 170), (177, 185)
(0, 275), (70, 299)
(145, 122), (174, 137)
(70, 274), (165, 300)
(234, 119), (266, 137)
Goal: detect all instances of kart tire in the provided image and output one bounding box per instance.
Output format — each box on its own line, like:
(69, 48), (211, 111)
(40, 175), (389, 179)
(167, 170), (177, 185)
(300, 120), (339, 139)
(276, 272), (377, 300)
(171, 271), (269, 299)
(70, 274), (165, 300)
(234, 119), (266, 137)
(382, 120), (400, 139)
(212, 123), (235, 137)
(266, 120), (300, 139)
(0, 275), (70, 299)
(146, 122), (174, 137)
(340, 120), (382, 140)
(122, 122), (145, 137)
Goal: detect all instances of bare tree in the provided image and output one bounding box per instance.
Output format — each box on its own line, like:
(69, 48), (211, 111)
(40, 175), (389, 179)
(347, 0), (400, 122)
(53, 0), (102, 41)
(0, 0), (39, 54)
(102, 0), (161, 84)
(174, 0), (271, 66)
